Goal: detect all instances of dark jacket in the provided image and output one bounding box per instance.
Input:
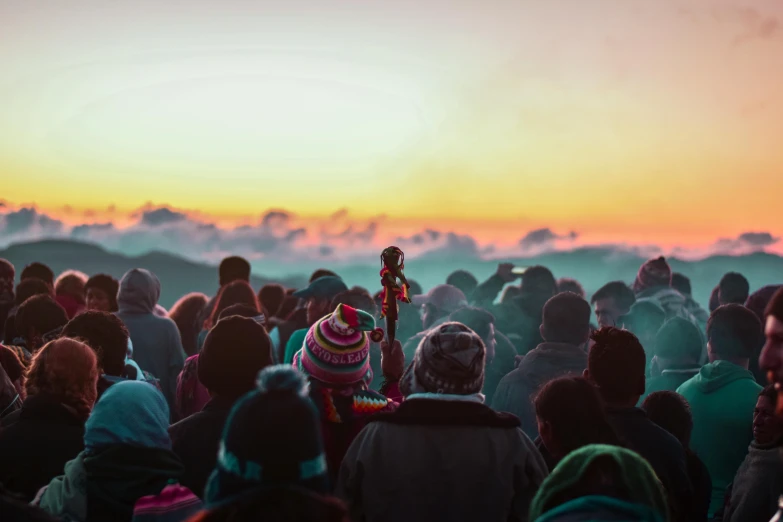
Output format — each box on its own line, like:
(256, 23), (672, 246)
(0, 394), (86, 501)
(492, 342), (588, 438)
(687, 449), (712, 522)
(723, 440), (783, 522)
(606, 407), (693, 520)
(168, 395), (235, 499)
(336, 398), (548, 522)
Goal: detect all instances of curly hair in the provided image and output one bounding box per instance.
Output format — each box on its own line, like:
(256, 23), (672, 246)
(25, 338), (99, 421)
(208, 281), (260, 329)
(54, 270), (88, 300)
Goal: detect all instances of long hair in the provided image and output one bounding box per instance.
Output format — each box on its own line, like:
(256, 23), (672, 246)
(208, 281), (260, 329)
(25, 338), (99, 421)
(534, 376), (621, 459)
(188, 487), (349, 522)
(169, 292), (209, 356)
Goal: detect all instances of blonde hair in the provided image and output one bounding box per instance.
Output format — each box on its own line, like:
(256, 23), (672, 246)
(25, 338), (99, 420)
(54, 270), (88, 299)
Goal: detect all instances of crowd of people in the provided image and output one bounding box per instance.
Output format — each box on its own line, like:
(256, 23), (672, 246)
(0, 253), (782, 521)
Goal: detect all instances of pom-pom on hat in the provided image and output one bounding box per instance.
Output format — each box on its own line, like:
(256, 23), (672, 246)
(633, 256), (672, 293)
(293, 304), (383, 387)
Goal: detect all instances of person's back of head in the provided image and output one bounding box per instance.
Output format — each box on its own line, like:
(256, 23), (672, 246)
(541, 292), (591, 346)
(0, 258), (15, 300)
(275, 295), (298, 320)
(671, 273), (692, 297)
(521, 265), (557, 297)
(534, 377), (620, 461)
(199, 366), (348, 522)
(642, 391), (693, 448)
(118, 268), (161, 314)
(25, 338), (99, 421)
(14, 278), (53, 307)
(590, 281), (636, 328)
(707, 304), (762, 366)
(500, 285), (521, 304)
(619, 299), (665, 348)
(587, 327), (646, 405)
(85, 274), (120, 312)
(217, 303), (263, 322)
(219, 256), (251, 287)
(259, 284), (286, 317)
(16, 295), (69, 351)
(199, 316), (274, 400)
(406, 279), (423, 297)
(633, 256), (672, 293)
(21, 262), (55, 288)
(61, 311), (130, 377)
(309, 269), (338, 283)
(718, 272), (750, 306)
(446, 270), (479, 298)
(169, 292), (209, 356)
(709, 285), (720, 313)
(54, 270), (88, 298)
(330, 288), (377, 318)
(209, 281), (260, 329)
(448, 307), (495, 342)
(746, 285), (783, 323)
(557, 278), (585, 299)
(653, 317), (703, 366)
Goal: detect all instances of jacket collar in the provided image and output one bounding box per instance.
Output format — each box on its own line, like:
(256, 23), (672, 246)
(369, 398), (520, 428)
(21, 393), (84, 425)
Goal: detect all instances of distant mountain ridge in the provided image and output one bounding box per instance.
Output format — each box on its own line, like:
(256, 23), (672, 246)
(1, 239), (781, 310)
(0, 239), (306, 308)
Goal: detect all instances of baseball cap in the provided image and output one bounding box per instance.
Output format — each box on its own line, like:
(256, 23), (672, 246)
(412, 284), (468, 313)
(291, 276), (348, 301)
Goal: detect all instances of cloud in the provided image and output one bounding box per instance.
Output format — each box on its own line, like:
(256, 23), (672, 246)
(519, 228), (578, 252)
(138, 207), (188, 227)
(0, 207), (64, 237)
(71, 223), (115, 238)
(728, 7), (780, 47)
(712, 231), (780, 255)
(396, 229), (486, 260)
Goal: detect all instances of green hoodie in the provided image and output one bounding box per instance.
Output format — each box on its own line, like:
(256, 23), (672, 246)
(677, 360), (761, 517)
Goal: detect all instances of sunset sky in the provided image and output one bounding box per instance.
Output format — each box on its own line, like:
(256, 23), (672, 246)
(1, 0), (782, 261)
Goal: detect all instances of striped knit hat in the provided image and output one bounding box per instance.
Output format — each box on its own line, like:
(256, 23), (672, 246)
(633, 256), (672, 293)
(293, 304), (383, 387)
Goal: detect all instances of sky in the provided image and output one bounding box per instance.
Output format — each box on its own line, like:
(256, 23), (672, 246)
(1, 0), (782, 265)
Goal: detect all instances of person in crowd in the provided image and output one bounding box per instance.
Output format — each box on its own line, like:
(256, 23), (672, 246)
(719, 272), (750, 306)
(169, 292), (209, 357)
(448, 306), (517, 404)
(402, 283), (469, 358)
(53, 270), (87, 319)
(508, 265), (559, 355)
(190, 366), (349, 522)
(492, 292), (590, 438)
(84, 273), (119, 313)
(534, 376), (621, 470)
(198, 256), (252, 331)
(258, 283), (286, 318)
(557, 278), (585, 298)
(60, 311), (135, 397)
(0, 338), (98, 501)
(619, 298), (666, 364)
(21, 262), (55, 288)
(36, 381), (191, 522)
(177, 283), (263, 419)
(281, 276), (349, 364)
(15, 295), (69, 353)
(461, 263), (520, 309)
(676, 304), (763, 517)
(4, 278), (53, 346)
(633, 256), (699, 327)
(0, 344), (25, 418)
(722, 385), (783, 522)
(293, 304), (398, 481)
(643, 391), (712, 522)
(446, 269), (479, 299)
(591, 281), (636, 329)
(170, 316), (274, 498)
(337, 322), (548, 522)
(671, 272), (710, 329)
(0, 258), (15, 341)
(115, 268), (185, 412)
(528, 444), (668, 522)
(406, 279), (423, 296)
(0, 485), (59, 522)
(747, 285), (783, 324)
(642, 317), (703, 401)
(760, 288), (783, 413)
(585, 327), (692, 520)
(709, 285), (721, 313)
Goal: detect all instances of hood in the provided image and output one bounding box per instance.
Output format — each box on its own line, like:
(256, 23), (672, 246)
(117, 269), (161, 314)
(517, 342), (587, 388)
(637, 286), (686, 316)
(690, 360), (755, 394)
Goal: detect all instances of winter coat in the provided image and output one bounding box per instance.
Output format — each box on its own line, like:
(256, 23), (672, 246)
(677, 360), (761, 516)
(0, 394), (86, 501)
(169, 396), (235, 499)
(724, 441), (783, 522)
(336, 397), (548, 522)
(492, 342), (588, 438)
(115, 269), (186, 411)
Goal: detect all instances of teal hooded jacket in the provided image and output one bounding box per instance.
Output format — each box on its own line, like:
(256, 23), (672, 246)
(677, 360), (761, 517)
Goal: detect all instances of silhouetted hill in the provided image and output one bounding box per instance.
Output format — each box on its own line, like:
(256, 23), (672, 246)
(0, 240), (306, 308)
